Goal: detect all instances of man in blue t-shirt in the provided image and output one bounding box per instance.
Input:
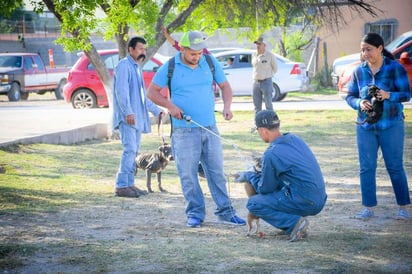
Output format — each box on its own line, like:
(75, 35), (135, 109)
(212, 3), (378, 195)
(147, 31), (246, 228)
(236, 110), (327, 241)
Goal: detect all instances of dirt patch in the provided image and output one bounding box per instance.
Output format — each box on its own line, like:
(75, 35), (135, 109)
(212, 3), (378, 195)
(3, 163), (412, 273)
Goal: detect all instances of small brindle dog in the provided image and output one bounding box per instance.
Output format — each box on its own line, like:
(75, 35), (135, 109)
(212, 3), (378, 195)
(135, 143), (174, 193)
(358, 84), (383, 125)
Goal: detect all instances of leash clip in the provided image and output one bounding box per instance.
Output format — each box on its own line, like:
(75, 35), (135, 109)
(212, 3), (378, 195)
(181, 113), (192, 123)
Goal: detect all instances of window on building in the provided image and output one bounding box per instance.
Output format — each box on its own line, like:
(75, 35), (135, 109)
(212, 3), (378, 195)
(365, 19), (398, 45)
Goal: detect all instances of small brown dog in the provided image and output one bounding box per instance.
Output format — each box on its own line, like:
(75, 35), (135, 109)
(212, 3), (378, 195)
(135, 143), (173, 193)
(233, 155), (263, 236)
(244, 183), (261, 236)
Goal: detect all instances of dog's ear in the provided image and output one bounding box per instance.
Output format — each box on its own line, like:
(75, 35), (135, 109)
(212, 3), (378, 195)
(252, 154), (260, 161)
(159, 143), (169, 150)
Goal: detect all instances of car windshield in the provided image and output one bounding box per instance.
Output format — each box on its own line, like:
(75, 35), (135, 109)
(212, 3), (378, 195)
(274, 54), (290, 63)
(87, 53), (119, 70)
(143, 59), (160, 72)
(0, 56), (22, 68)
(153, 53), (170, 64)
(386, 33), (412, 52)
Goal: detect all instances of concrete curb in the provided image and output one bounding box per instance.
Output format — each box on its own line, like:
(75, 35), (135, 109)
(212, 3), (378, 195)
(0, 123), (109, 147)
(0, 115), (169, 148)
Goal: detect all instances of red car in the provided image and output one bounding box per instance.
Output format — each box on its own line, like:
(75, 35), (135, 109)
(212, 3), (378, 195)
(338, 40), (412, 99)
(63, 49), (170, 108)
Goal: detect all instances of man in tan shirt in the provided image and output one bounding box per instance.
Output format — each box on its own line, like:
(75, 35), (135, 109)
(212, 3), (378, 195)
(252, 37), (277, 113)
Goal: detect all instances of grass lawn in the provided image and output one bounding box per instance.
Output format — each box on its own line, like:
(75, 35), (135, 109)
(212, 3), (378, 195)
(0, 107), (411, 273)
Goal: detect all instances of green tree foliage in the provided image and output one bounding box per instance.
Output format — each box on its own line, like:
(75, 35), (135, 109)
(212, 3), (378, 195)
(0, 0), (25, 18)
(0, 20), (14, 33)
(17, 0), (381, 65)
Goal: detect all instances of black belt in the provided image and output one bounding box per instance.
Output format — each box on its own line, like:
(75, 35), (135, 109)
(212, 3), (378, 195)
(256, 78), (270, 82)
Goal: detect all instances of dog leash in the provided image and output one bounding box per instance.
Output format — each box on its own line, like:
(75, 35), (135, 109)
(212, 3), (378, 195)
(157, 111), (166, 144)
(181, 113), (253, 171)
(181, 113), (258, 220)
(181, 113), (242, 150)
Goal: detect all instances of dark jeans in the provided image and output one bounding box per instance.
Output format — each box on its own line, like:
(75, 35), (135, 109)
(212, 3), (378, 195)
(356, 120), (410, 206)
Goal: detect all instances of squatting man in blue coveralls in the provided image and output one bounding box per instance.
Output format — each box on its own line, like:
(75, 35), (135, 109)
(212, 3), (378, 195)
(236, 110), (327, 241)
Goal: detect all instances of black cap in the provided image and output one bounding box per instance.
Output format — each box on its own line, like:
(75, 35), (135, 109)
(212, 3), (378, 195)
(255, 110), (280, 129)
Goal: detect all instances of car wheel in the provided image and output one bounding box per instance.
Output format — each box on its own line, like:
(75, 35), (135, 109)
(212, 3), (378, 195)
(271, 83), (281, 102)
(8, 82), (21, 102)
(55, 79), (66, 100)
(71, 89), (97, 109)
(20, 91), (29, 100)
(276, 93), (287, 101)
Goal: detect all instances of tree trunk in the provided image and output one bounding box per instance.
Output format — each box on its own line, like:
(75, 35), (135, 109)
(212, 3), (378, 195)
(83, 44), (113, 137)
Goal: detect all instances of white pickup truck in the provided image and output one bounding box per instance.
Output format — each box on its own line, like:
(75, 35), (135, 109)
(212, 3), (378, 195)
(0, 53), (69, 101)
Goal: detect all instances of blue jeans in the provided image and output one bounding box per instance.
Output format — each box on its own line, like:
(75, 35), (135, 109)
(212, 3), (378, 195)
(171, 125), (236, 221)
(247, 186), (326, 234)
(356, 120), (410, 207)
(115, 122), (142, 188)
(253, 78), (273, 113)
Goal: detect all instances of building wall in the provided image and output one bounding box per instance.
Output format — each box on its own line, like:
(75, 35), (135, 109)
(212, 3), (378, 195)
(318, 0), (412, 66)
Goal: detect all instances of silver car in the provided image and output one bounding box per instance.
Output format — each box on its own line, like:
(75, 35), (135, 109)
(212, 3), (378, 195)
(213, 49), (309, 101)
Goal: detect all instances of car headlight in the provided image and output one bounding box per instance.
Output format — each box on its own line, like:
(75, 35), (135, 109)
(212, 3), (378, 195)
(0, 74), (9, 84)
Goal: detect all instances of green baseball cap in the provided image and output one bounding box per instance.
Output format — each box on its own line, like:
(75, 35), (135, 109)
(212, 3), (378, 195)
(180, 31), (208, 50)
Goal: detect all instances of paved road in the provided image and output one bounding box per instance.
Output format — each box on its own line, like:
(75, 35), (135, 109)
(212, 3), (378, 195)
(0, 96), (110, 146)
(0, 93), (410, 146)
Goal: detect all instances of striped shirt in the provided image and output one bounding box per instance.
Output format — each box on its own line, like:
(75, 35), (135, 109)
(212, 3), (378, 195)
(346, 56), (411, 130)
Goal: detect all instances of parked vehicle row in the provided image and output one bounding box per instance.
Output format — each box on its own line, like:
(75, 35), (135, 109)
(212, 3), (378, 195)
(0, 53), (69, 102)
(63, 50), (169, 109)
(63, 47), (309, 108)
(214, 49), (310, 101)
(207, 47), (243, 55)
(337, 40), (412, 99)
(331, 30), (412, 97)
